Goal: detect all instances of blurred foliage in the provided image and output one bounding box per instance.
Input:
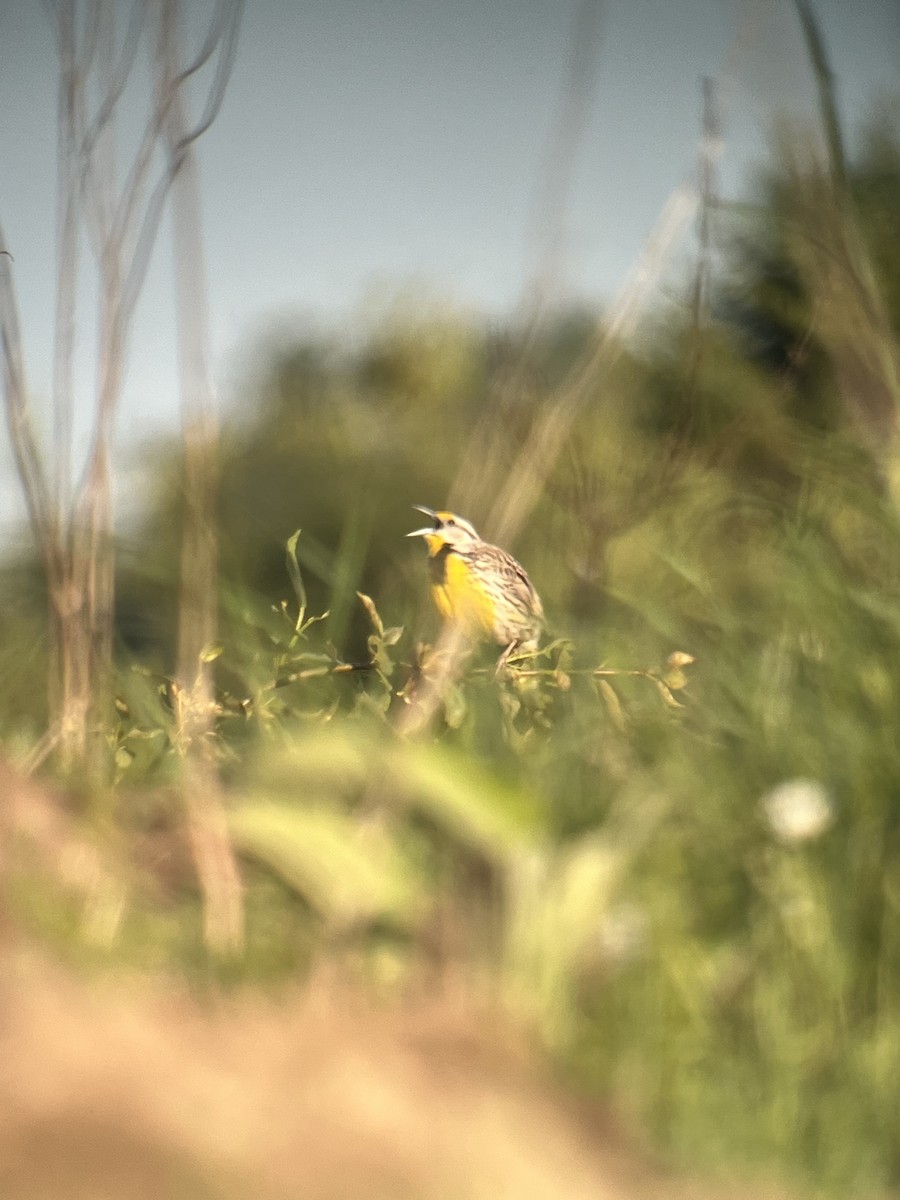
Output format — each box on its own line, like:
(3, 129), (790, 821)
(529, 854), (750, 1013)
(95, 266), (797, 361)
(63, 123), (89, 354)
(3, 122), (900, 1199)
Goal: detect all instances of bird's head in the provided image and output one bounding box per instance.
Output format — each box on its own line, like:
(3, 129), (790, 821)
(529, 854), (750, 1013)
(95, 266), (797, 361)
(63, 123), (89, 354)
(406, 505), (480, 554)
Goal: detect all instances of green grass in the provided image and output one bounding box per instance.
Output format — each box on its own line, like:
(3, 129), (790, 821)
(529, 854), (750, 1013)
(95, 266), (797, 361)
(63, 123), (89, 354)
(4, 128), (900, 1198)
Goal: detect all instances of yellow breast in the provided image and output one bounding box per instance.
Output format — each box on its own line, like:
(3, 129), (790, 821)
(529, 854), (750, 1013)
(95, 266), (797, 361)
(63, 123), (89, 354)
(429, 551), (496, 640)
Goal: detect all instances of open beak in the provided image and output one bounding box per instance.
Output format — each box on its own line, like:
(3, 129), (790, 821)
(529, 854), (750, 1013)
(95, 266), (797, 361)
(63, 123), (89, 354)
(406, 504), (439, 538)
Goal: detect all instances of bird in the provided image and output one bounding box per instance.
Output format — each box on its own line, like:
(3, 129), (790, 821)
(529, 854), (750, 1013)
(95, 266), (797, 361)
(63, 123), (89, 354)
(407, 505), (543, 667)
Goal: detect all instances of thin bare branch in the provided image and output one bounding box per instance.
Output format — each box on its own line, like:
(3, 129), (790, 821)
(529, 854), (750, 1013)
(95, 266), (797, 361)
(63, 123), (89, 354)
(524, 0), (604, 315)
(109, 0), (240, 272)
(79, 0), (146, 163)
(674, 74), (724, 447)
(794, 0), (847, 191)
(692, 76), (721, 331)
(175, 0), (243, 146)
(78, 0), (104, 76)
(70, 0), (243, 510)
(0, 223), (54, 550)
(10, 0), (244, 778)
(486, 184), (697, 547)
(121, 8), (242, 320)
(162, 0), (244, 956)
(453, 7), (753, 550)
(51, 1), (82, 529)
(449, 0), (603, 515)
(180, 0), (237, 82)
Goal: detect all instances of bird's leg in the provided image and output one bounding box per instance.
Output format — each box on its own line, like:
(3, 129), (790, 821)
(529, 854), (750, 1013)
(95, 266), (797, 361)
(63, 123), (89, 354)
(494, 641), (518, 677)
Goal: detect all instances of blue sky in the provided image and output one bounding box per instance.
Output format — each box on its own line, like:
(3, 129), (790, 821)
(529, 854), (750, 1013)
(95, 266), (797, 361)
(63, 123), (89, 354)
(0, 0), (898, 537)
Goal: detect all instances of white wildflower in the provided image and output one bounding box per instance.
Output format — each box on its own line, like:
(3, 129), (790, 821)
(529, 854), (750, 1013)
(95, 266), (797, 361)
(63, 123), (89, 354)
(761, 778), (834, 845)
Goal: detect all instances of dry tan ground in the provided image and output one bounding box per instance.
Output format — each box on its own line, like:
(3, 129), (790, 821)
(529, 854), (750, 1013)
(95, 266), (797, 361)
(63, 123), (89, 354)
(0, 759), (787, 1198)
(0, 954), (791, 1200)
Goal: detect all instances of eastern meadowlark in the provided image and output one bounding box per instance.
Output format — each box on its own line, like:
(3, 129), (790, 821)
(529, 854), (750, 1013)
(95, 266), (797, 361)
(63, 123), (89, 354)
(407, 505), (544, 665)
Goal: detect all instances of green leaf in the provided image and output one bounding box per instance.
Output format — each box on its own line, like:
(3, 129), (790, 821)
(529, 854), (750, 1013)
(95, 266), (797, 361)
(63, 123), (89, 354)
(356, 591), (384, 636)
(398, 743), (545, 861)
(654, 679), (684, 708)
(285, 530), (308, 622)
(597, 679), (626, 731)
(230, 799), (422, 927)
(505, 833), (635, 1021)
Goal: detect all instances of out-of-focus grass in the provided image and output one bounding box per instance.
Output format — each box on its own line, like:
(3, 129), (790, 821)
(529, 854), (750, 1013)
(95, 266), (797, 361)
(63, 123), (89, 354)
(3, 130), (900, 1199)
(9, 453), (900, 1194)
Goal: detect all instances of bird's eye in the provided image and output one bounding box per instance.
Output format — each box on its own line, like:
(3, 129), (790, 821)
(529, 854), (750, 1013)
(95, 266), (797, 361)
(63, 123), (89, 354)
(447, 517), (456, 525)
